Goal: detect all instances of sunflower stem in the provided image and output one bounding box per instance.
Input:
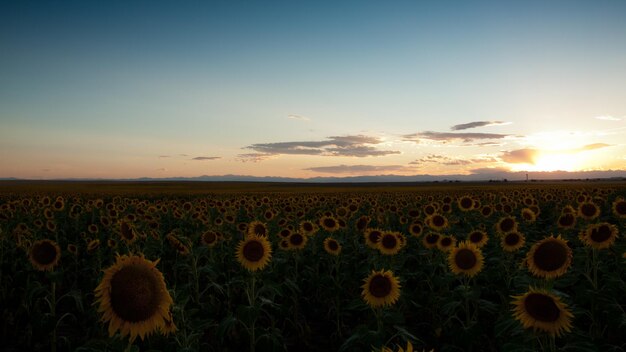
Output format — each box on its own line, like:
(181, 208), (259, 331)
(124, 339), (133, 352)
(51, 281), (56, 352)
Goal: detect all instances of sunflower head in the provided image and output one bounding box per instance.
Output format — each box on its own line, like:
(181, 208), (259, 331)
(496, 216), (517, 235)
(320, 215), (340, 232)
(501, 231), (526, 252)
(557, 213), (576, 229)
(323, 237), (342, 256)
(584, 222), (618, 249)
(377, 231), (404, 255)
(612, 197), (626, 218)
(28, 239), (61, 271)
(457, 195), (475, 211)
(408, 222), (424, 238)
(200, 231), (219, 248)
(467, 230), (488, 248)
(287, 233), (308, 250)
(511, 287), (573, 337)
(521, 208), (537, 223)
(364, 228), (383, 249)
(247, 220), (268, 237)
(526, 235), (572, 279)
(361, 269), (401, 308)
(299, 220), (319, 236)
(236, 234), (272, 271)
(578, 202), (600, 220)
(426, 214), (448, 231)
(94, 254), (176, 343)
(422, 233), (440, 249)
(448, 241), (484, 278)
(437, 235), (457, 252)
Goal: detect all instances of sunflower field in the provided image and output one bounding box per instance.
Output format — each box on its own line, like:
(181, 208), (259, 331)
(0, 182), (625, 351)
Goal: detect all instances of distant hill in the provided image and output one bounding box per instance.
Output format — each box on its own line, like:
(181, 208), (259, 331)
(4, 170), (626, 183)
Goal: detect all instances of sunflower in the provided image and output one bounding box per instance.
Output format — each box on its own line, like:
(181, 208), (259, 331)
(323, 237), (342, 255)
(612, 197), (626, 218)
(448, 241), (484, 278)
(299, 220), (319, 236)
(320, 215), (340, 232)
(247, 220), (268, 237)
(426, 214), (448, 231)
(377, 231), (403, 255)
(557, 213), (576, 229)
(501, 232), (526, 252)
(67, 244), (79, 255)
(236, 234), (272, 271)
(355, 215), (371, 232)
(437, 235), (456, 252)
(94, 254), (176, 343)
(467, 230), (489, 248)
(28, 239), (61, 271)
(480, 205), (493, 218)
(578, 202), (600, 220)
(457, 196), (474, 211)
(511, 287), (573, 337)
(496, 216), (517, 235)
(87, 239), (100, 253)
(287, 233), (308, 250)
(583, 222), (618, 249)
(364, 228), (383, 249)
(521, 208), (537, 223)
(119, 221), (137, 245)
(526, 235), (572, 279)
(422, 233), (440, 249)
(200, 231), (219, 248)
(361, 270), (401, 308)
(408, 222), (424, 238)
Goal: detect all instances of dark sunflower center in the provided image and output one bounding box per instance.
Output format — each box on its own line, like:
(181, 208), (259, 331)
(482, 207), (492, 216)
(426, 234), (439, 244)
(454, 249), (477, 270)
(500, 218), (514, 232)
(369, 275), (392, 298)
(590, 225), (611, 243)
(369, 231), (381, 243)
(356, 218), (367, 230)
(461, 198), (473, 209)
(616, 201), (626, 215)
(581, 203), (597, 217)
(254, 224), (266, 236)
(524, 293), (560, 322)
(203, 232), (217, 244)
(303, 223), (313, 232)
(533, 241), (568, 271)
(505, 233), (520, 246)
(411, 225), (422, 234)
(432, 216), (445, 227)
(523, 211), (533, 220)
(328, 240), (338, 251)
(32, 242), (57, 265)
(469, 232), (483, 243)
(290, 234), (304, 246)
(324, 218), (336, 228)
(559, 214), (575, 227)
(381, 235), (397, 249)
(120, 223), (134, 239)
(243, 240), (265, 262)
(440, 237), (452, 247)
(110, 265), (161, 323)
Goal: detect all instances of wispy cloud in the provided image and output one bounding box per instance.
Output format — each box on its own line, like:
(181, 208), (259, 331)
(287, 114), (310, 121)
(595, 115), (622, 121)
(156, 168), (167, 172)
(403, 131), (510, 143)
(578, 143), (612, 151)
(158, 155), (170, 159)
(451, 121), (511, 131)
(245, 135), (400, 157)
(410, 154), (498, 166)
(192, 156), (221, 161)
(236, 153), (276, 163)
(304, 164), (411, 174)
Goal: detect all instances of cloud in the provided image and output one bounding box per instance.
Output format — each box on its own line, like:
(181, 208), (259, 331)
(451, 121), (511, 131)
(158, 155), (170, 159)
(595, 116), (622, 121)
(410, 154), (499, 166)
(192, 156), (221, 161)
(156, 168), (167, 172)
(578, 143), (612, 151)
(500, 149), (540, 164)
(179, 154), (189, 157)
(287, 114), (310, 121)
(403, 131), (509, 143)
(304, 164), (411, 174)
(245, 135), (400, 157)
(236, 153), (276, 163)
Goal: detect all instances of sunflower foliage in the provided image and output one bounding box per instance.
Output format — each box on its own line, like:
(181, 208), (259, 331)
(0, 184), (624, 351)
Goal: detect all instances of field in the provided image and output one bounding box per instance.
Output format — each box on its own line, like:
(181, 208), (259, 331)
(1, 181), (625, 352)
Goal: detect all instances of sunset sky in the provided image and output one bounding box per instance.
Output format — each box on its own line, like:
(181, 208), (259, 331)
(2, 1), (626, 179)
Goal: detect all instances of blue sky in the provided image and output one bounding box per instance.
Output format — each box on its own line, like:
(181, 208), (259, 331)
(2, 1), (626, 178)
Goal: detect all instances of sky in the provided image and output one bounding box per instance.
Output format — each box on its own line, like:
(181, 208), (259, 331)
(1, 0), (626, 179)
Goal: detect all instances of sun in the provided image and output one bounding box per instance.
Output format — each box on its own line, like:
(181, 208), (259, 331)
(531, 153), (580, 172)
